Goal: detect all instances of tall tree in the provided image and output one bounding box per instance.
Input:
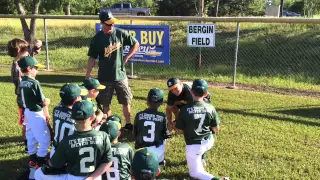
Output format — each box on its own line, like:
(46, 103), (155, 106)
(14, 0), (41, 43)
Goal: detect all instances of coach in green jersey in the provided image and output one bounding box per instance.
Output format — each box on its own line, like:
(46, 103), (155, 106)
(85, 10), (139, 132)
(100, 120), (134, 180)
(176, 79), (229, 180)
(35, 100), (113, 180)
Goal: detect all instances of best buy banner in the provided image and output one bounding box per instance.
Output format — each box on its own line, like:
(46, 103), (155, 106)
(95, 24), (170, 65)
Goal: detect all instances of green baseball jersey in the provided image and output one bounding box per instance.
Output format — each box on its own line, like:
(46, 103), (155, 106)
(52, 103), (75, 148)
(50, 129), (113, 176)
(103, 142), (134, 180)
(176, 101), (220, 145)
(167, 83), (193, 108)
(134, 109), (169, 149)
(88, 28), (138, 82)
(19, 76), (45, 112)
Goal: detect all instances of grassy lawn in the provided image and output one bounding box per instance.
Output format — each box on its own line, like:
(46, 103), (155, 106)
(0, 67), (320, 179)
(1, 19), (320, 92)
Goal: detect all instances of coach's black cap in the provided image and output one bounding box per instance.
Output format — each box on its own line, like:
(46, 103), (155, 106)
(167, 78), (180, 90)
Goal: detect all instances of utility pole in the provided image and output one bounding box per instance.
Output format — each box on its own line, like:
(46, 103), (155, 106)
(199, 0), (204, 17)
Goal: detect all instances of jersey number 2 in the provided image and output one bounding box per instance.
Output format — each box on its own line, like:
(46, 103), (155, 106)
(79, 147), (95, 173)
(143, 121), (155, 142)
(106, 157), (120, 180)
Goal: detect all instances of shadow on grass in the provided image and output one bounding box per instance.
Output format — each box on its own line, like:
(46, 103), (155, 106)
(0, 154), (29, 180)
(272, 107), (320, 119)
(219, 108), (320, 127)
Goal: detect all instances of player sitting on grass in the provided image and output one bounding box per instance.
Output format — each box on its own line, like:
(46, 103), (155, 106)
(100, 120), (134, 180)
(50, 83), (88, 158)
(131, 147), (161, 180)
(133, 88), (171, 167)
(35, 100), (113, 180)
(18, 56), (51, 169)
(175, 79), (229, 180)
(83, 78), (107, 128)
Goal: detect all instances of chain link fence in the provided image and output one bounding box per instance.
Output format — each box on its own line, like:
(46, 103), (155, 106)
(1, 17), (320, 87)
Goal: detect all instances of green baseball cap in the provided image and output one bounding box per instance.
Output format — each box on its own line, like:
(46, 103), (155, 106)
(18, 56), (45, 69)
(148, 88), (164, 103)
(99, 11), (117, 25)
(60, 83), (88, 102)
(132, 148), (159, 177)
(167, 78), (180, 90)
(99, 121), (121, 142)
(192, 79), (208, 96)
(83, 78), (106, 90)
(71, 100), (95, 120)
(106, 114), (122, 124)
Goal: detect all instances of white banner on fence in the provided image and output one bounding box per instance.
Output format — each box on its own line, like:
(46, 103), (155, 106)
(187, 24), (215, 48)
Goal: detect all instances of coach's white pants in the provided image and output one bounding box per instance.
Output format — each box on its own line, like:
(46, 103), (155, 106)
(25, 109), (51, 157)
(186, 135), (215, 180)
(35, 168), (102, 180)
(148, 140), (166, 162)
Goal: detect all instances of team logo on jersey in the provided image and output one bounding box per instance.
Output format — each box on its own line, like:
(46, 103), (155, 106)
(104, 43), (122, 57)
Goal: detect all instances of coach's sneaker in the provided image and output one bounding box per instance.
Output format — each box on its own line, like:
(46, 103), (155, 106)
(124, 123), (133, 131)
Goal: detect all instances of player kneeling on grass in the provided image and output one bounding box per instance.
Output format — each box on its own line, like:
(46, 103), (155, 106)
(35, 100), (113, 180)
(133, 88), (171, 167)
(175, 79), (229, 180)
(99, 120), (134, 180)
(50, 83), (88, 158)
(131, 147), (161, 180)
(18, 56), (51, 169)
(83, 78), (108, 129)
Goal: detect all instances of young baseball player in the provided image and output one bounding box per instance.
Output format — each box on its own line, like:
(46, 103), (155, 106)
(83, 78), (107, 128)
(35, 100), (114, 180)
(175, 79), (229, 180)
(99, 120), (134, 180)
(133, 88), (170, 166)
(18, 56), (51, 169)
(50, 83), (88, 157)
(131, 147), (161, 180)
(166, 78), (211, 131)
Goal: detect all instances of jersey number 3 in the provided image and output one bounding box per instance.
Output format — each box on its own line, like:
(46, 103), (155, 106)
(143, 121), (155, 142)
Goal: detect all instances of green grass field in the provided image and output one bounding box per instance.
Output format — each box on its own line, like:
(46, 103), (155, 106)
(1, 19), (320, 93)
(0, 67), (320, 180)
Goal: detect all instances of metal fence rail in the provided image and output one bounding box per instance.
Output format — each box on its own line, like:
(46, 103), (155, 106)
(1, 15), (320, 87)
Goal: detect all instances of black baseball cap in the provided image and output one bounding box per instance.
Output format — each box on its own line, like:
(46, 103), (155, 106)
(99, 11), (117, 25)
(167, 78), (180, 90)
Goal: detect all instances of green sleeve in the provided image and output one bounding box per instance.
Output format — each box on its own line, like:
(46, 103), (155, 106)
(209, 108), (220, 127)
(87, 36), (99, 59)
(175, 109), (185, 130)
(100, 135), (113, 163)
(122, 30), (138, 47)
(50, 141), (67, 168)
(35, 81), (45, 103)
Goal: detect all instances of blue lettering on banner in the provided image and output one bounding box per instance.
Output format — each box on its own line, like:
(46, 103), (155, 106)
(95, 23), (170, 65)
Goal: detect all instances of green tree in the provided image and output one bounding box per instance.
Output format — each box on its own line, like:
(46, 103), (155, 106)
(304, 0), (320, 17)
(14, 0), (41, 43)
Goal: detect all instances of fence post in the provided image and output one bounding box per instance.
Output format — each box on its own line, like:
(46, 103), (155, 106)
(130, 19), (134, 78)
(43, 18), (50, 71)
(231, 22), (240, 88)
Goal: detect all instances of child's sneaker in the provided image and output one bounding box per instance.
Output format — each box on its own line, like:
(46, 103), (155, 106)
(28, 160), (37, 168)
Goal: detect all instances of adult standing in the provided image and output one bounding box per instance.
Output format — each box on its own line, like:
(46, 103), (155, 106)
(85, 11), (139, 131)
